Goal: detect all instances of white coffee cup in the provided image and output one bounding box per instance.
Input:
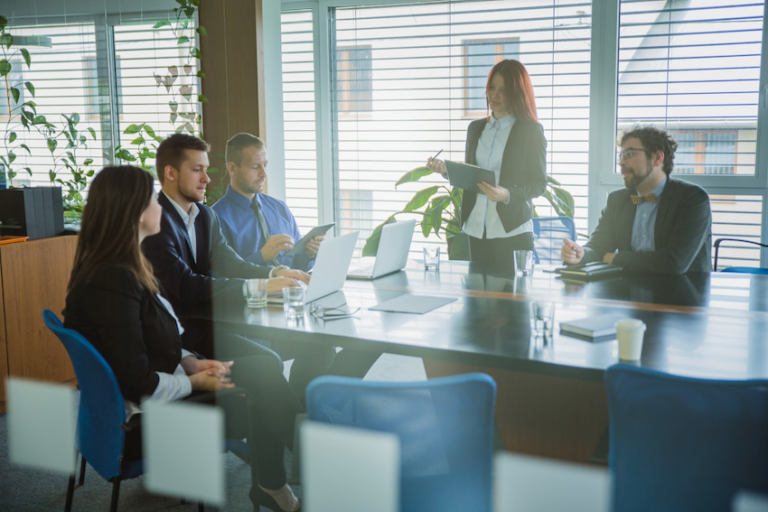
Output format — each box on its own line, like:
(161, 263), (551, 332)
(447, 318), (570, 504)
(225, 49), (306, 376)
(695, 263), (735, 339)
(615, 319), (646, 361)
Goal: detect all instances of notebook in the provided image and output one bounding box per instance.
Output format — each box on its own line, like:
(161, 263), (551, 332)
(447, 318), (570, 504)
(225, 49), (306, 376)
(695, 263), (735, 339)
(556, 262), (623, 281)
(560, 314), (624, 340)
(445, 160), (496, 194)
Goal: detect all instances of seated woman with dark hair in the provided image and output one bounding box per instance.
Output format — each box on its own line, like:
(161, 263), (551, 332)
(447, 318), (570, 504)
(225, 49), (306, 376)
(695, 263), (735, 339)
(64, 165), (303, 512)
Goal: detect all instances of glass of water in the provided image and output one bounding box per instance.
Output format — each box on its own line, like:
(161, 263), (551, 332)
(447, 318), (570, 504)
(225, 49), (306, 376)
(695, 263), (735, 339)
(283, 286), (305, 320)
(424, 246), (441, 271)
(514, 250), (534, 276)
(245, 278), (269, 308)
(530, 301), (555, 337)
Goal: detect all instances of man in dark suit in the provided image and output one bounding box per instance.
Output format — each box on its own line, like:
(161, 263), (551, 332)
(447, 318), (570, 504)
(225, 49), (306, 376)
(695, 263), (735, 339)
(142, 133), (378, 400)
(561, 126), (712, 274)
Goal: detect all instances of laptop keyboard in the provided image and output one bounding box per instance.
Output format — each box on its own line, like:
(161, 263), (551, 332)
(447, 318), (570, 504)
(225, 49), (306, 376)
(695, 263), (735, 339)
(348, 265), (375, 276)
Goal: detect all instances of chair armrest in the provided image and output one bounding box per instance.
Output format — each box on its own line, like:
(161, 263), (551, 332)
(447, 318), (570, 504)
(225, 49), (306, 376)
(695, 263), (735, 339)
(713, 238), (768, 271)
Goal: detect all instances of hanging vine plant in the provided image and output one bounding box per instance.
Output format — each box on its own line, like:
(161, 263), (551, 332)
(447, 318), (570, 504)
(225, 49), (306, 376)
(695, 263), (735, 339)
(114, 0), (208, 178)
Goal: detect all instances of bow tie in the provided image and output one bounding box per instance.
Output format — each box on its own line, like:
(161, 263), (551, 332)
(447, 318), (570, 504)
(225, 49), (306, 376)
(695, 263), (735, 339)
(631, 194), (656, 205)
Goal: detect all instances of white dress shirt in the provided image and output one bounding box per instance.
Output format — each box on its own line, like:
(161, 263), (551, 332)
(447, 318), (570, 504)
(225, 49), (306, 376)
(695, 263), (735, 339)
(163, 191), (200, 263)
(463, 114), (533, 240)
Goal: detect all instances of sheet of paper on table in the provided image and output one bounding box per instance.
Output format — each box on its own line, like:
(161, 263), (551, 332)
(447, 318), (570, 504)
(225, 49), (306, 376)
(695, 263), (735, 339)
(369, 293), (457, 314)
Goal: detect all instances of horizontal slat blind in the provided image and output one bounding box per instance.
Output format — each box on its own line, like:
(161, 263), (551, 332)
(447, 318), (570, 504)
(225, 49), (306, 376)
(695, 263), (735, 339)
(113, 19), (201, 175)
(328, 0), (592, 256)
(282, 10), (320, 233)
(0, 22), (107, 188)
(617, 0), (763, 176)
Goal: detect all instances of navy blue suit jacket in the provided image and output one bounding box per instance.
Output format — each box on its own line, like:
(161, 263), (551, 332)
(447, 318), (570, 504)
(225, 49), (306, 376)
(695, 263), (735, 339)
(142, 193), (270, 355)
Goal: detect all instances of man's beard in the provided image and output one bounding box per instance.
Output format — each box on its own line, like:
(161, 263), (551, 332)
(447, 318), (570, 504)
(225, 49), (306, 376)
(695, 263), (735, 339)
(622, 161), (653, 191)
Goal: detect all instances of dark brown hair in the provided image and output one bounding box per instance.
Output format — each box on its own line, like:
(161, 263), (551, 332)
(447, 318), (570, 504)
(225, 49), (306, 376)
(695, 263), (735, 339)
(226, 133), (265, 166)
(68, 166), (159, 294)
(486, 59), (538, 122)
(155, 133), (210, 184)
(620, 125), (678, 175)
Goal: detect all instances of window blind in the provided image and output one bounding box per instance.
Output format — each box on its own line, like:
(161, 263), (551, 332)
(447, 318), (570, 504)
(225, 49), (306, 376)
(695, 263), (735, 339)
(0, 22), (108, 188)
(617, 0), (763, 176)
(326, 0), (592, 256)
(281, 10), (320, 233)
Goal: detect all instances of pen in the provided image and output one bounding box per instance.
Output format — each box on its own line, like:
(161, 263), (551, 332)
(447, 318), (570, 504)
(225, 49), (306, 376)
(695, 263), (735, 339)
(432, 149), (444, 160)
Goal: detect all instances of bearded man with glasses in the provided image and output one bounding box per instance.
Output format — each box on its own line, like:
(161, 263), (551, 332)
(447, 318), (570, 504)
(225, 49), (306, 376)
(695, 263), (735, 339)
(561, 125), (712, 274)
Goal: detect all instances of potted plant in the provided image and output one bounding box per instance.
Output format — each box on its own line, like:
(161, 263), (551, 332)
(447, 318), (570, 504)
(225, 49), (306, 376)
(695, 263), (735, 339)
(363, 166), (575, 260)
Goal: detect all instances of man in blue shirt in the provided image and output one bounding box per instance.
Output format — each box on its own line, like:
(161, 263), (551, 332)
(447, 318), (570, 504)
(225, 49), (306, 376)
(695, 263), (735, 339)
(560, 126), (711, 274)
(212, 133), (323, 271)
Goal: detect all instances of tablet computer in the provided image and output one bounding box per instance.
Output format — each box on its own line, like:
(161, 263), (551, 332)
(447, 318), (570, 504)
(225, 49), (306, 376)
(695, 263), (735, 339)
(445, 160), (496, 194)
(284, 223), (336, 257)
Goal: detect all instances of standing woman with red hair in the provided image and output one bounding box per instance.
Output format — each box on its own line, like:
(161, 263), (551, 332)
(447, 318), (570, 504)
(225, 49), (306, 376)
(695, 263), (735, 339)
(427, 59), (547, 269)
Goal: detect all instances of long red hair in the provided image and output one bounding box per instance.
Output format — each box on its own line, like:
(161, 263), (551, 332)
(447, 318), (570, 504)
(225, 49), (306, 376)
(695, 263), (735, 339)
(486, 59), (538, 122)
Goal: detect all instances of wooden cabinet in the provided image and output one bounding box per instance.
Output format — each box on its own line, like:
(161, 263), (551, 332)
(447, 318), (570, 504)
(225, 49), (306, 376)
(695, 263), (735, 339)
(0, 235), (78, 412)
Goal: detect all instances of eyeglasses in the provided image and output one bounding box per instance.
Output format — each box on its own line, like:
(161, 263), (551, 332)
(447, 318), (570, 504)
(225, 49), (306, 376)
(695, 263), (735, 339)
(617, 147), (650, 161)
(310, 302), (361, 320)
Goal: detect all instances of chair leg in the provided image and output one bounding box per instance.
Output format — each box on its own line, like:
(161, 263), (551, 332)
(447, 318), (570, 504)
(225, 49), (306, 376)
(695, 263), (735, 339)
(64, 473), (75, 512)
(110, 480), (121, 512)
(78, 455), (86, 486)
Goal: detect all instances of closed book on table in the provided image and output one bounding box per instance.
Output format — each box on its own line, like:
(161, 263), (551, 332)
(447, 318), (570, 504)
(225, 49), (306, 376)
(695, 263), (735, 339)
(556, 261), (623, 281)
(560, 314), (624, 340)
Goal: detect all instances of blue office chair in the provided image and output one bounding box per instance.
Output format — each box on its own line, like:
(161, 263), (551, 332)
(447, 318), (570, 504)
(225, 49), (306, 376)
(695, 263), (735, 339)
(43, 309), (143, 512)
(605, 364), (768, 512)
(713, 238), (768, 274)
(306, 373), (496, 512)
(532, 216), (576, 264)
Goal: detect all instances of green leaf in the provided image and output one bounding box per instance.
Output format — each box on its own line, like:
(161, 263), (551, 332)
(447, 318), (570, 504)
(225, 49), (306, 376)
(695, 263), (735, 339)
(546, 175), (562, 187)
(190, 0), (200, 6)
(131, 136), (146, 145)
(86, 170), (95, 177)
(196, 25), (208, 38)
(0, 16), (7, 30)
(191, 48), (202, 60)
(170, 112), (178, 124)
(24, 81), (34, 97)
(8, 132), (16, 143)
(169, 101), (178, 112)
(448, 231), (471, 261)
(181, 20), (190, 30)
(420, 215), (433, 238)
(20, 48), (31, 68)
(32, 115), (46, 125)
(428, 195), (452, 236)
(47, 138), (57, 152)
(143, 125), (157, 138)
(184, 7), (195, 18)
(196, 70), (206, 79)
(402, 186), (439, 213)
(362, 215), (397, 257)
(83, 158), (93, 166)
(153, 20), (171, 29)
(124, 124), (142, 134)
(0, 33), (12, 50)
(0, 59), (11, 77)
(8, 152), (15, 163)
(10, 87), (20, 104)
(550, 185), (575, 218)
(22, 167), (31, 176)
(177, 36), (189, 45)
(20, 143), (30, 154)
(50, 170), (57, 181)
(180, 85), (192, 100)
(395, 166), (433, 188)
(198, 94), (209, 104)
(87, 127), (96, 139)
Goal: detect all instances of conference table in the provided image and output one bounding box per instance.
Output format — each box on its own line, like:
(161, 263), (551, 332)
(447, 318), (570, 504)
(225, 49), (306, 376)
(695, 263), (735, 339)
(214, 260), (768, 463)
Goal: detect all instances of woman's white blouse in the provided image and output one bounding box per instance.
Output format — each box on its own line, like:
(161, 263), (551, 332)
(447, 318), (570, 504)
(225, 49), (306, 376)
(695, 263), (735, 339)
(463, 113), (534, 239)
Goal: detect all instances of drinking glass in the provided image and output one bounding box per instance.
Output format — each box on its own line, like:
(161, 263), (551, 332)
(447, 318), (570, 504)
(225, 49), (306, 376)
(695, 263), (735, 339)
(514, 250), (534, 276)
(424, 246), (441, 271)
(530, 301), (555, 337)
(245, 278), (269, 308)
(283, 286), (305, 320)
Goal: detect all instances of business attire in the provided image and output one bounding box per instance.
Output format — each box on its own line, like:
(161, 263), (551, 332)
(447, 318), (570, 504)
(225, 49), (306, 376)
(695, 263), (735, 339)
(213, 185), (314, 271)
(63, 265), (303, 502)
(462, 115), (548, 269)
(581, 177), (712, 274)
(142, 192), (379, 401)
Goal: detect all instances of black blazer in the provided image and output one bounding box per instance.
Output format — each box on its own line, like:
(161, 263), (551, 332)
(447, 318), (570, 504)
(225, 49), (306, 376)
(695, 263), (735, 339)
(583, 178), (712, 274)
(141, 193), (270, 355)
(64, 266), (182, 404)
(461, 118), (548, 233)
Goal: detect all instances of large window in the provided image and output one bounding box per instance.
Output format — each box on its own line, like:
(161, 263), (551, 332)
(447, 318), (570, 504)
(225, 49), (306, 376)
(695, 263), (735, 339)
(617, 0), (765, 267)
(323, 0), (592, 256)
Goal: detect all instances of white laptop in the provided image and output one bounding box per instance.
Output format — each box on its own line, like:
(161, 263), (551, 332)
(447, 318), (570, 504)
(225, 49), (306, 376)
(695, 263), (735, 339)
(347, 219), (416, 280)
(269, 231), (359, 304)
